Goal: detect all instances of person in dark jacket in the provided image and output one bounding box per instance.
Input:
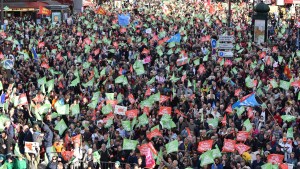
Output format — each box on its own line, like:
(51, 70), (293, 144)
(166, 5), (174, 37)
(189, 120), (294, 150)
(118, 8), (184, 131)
(251, 154), (264, 169)
(0, 131), (15, 155)
(42, 123), (54, 160)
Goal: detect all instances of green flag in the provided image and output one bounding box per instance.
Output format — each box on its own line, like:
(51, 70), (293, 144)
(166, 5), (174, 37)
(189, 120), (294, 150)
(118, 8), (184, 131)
(281, 115), (296, 122)
(133, 60), (145, 75)
(70, 104), (80, 116)
(123, 139), (138, 150)
(39, 103), (51, 114)
(55, 102), (69, 115)
(138, 114), (148, 127)
(279, 80), (290, 90)
(270, 79), (278, 88)
(151, 125), (160, 131)
(82, 78), (94, 88)
(0, 81), (3, 91)
(122, 121), (132, 131)
(104, 118), (113, 128)
(207, 118), (219, 128)
(165, 140), (178, 154)
(212, 145), (222, 159)
(54, 119), (67, 135)
(0, 115), (10, 132)
(106, 93), (114, 100)
(236, 106), (245, 116)
(193, 58), (200, 66)
(287, 127), (293, 138)
(156, 149), (163, 165)
(117, 93), (123, 104)
(38, 76), (47, 86)
(200, 150), (214, 167)
(46, 79), (55, 93)
(149, 92), (160, 102)
(102, 104), (112, 115)
(115, 75), (125, 83)
(0, 163), (7, 169)
(93, 151), (101, 163)
(94, 67), (100, 78)
(100, 67), (106, 77)
(70, 78), (80, 87)
(88, 100), (98, 109)
(14, 144), (22, 157)
(261, 163), (278, 169)
(146, 77), (155, 85)
(243, 119), (253, 132)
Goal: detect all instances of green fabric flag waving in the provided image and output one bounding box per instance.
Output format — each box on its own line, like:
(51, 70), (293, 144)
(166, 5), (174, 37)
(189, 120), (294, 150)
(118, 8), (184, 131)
(200, 150), (215, 167)
(46, 79), (55, 93)
(287, 127), (293, 138)
(165, 140), (178, 154)
(70, 104), (80, 116)
(123, 139), (138, 150)
(281, 115), (296, 122)
(279, 80), (290, 90)
(122, 121), (132, 131)
(54, 119), (68, 135)
(102, 104), (112, 115)
(207, 118), (219, 128)
(212, 145), (222, 159)
(138, 114), (148, 127)
(243, 119), (253, 132)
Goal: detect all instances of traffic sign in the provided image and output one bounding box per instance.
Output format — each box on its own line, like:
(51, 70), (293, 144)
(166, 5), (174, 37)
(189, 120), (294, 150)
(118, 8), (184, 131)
(211, 39), (217, 49)
(218, 51), (234, 57)
(219, 43), (234, 49)
(219, 36), (234, 42)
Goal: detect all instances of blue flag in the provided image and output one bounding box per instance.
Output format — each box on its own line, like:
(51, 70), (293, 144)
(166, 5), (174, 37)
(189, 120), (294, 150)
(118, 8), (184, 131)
(31, 47), (38, 62)
(118, 14), (130, 26)
(1, 93), (5, 104)
(232, 93), (260, 109)
(167, 33), (181, 43)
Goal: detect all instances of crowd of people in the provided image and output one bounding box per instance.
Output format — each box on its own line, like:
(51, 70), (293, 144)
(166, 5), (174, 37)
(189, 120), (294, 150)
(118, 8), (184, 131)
(0, 0), (299, 169)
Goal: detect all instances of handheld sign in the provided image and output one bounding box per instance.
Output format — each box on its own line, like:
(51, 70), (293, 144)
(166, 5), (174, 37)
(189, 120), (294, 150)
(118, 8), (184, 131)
(2, 59), (14, 69)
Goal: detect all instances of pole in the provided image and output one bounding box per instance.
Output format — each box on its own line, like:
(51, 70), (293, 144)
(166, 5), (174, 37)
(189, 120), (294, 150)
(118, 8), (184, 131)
(228, 0), (231, 28)
(1, 0), (3, 24)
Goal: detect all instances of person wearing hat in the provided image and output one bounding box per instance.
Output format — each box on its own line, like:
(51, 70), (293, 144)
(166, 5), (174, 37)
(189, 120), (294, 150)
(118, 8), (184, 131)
(115, 161), (121, 169)
(279, 137), (293, 161)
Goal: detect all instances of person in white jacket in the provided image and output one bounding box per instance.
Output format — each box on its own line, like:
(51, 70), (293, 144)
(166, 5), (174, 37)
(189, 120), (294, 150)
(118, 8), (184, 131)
(279, 137), (293, 161)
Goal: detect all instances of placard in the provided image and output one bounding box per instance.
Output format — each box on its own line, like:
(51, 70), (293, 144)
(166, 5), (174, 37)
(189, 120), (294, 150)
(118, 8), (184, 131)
(25, 142), (39, 154)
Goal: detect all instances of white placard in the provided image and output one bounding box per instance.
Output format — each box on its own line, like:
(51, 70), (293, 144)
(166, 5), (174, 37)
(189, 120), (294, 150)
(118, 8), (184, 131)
(114, 105), (127, 115)
(25, 142), (39, 154)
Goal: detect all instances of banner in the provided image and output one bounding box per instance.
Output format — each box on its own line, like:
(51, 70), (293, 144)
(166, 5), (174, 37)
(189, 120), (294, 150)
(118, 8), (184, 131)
(165, 140), (178, 154)
(146, 128), (162, 140)
(38, 6), (51, 16)
(125, 109), (138, 119)
(235, 143), (250, 155)
(123, 139), (138, 150)
(25, 142), (39, 154)
(222, 139), (236, 152)
(197, 140), (214, 152)
(114, 105), (127, 115)
(236, 131), (249, 142)
(158, 106), (172, 115)
(267, 154), (284, 164)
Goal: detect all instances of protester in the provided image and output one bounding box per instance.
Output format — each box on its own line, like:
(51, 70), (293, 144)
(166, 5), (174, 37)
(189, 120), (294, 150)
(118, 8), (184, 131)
(0, 0), (299, 169)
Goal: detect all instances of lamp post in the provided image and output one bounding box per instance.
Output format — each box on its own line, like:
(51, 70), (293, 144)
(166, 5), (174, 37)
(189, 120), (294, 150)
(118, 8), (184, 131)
(228, 0), (231, 28)
(1, 0), (3, 24)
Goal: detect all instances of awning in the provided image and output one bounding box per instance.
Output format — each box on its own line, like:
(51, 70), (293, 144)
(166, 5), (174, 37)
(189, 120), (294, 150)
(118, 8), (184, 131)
(83, 0), (96, 7)
(5, 2), (48, 9)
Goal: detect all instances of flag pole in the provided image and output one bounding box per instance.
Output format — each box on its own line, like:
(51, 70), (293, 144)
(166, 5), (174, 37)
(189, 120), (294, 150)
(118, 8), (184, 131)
(256, 96), (278, 126)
